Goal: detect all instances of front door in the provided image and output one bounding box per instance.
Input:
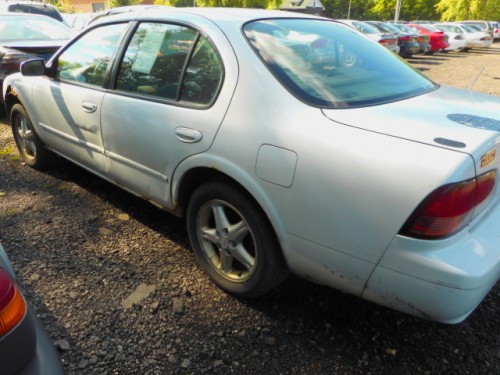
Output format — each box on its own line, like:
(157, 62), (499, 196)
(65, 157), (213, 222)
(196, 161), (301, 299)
(32, 23), (129, 174)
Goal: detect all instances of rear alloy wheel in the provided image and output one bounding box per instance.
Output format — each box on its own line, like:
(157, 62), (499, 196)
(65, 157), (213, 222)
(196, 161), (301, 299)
(187, 181), (288, 297)
(11, 104), (53, 169)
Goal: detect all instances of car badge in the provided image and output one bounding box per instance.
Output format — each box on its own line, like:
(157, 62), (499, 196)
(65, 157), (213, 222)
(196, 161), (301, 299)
(480, 148), (496, 168)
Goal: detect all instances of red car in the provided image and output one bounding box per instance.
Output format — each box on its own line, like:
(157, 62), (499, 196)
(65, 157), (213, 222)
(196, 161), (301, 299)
(407, 24), (450, 54)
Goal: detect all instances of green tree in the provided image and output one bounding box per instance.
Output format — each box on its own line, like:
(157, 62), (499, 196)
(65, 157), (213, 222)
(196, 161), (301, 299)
(366, 0), (439, 21)
(436, 0), (500, 20)
(109, 0), (143, 7)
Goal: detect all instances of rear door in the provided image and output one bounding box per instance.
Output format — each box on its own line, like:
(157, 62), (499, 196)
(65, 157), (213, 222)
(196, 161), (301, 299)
(100, 16), (238, 208)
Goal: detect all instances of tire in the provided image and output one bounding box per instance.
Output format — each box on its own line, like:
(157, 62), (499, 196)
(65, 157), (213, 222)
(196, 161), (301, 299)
(11, 103), (53, 170)
(187, 181), (288, 298)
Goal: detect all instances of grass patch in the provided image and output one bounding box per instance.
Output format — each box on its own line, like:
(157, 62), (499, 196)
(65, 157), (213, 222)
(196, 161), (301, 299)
(0, 146), (15, 158)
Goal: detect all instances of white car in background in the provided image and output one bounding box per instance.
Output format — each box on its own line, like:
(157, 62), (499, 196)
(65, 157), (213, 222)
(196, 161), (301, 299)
(492, 21), (500, 40)
(434, 23), (467, 51)
(450, 23), (493, 50)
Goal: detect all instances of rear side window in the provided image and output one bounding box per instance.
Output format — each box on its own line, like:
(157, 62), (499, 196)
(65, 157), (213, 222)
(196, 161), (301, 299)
(116, 22), (223, 106)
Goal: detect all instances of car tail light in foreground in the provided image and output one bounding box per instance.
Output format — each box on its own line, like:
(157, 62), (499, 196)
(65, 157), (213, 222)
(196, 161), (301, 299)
(400, 171), (496, 239)
(0, 269), (26, 337)
(0, 61), (21, 79)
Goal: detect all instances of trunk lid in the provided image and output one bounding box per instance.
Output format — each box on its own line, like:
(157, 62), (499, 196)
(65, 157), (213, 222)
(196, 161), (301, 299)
(3, 40), (66, 61)
(322, 85), (500, 177)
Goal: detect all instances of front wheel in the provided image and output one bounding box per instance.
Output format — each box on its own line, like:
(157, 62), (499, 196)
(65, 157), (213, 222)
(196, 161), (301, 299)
(11, 104), (53, 169)
(187, 181), (288, 298)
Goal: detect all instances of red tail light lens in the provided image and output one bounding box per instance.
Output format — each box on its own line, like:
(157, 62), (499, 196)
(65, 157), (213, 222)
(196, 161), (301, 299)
(0, 62), (21, 76)
(0, 269), (26, 337)
(400, 171), (496, 239)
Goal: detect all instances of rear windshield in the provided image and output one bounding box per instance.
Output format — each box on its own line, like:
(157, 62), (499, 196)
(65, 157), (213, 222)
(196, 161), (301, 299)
(243, 19), (436, 108)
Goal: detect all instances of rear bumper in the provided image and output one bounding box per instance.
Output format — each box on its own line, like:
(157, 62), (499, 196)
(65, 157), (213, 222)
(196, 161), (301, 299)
(363, 199), (500, 323)
(18, 307), (66, 375)
(467, 41), (493, 48)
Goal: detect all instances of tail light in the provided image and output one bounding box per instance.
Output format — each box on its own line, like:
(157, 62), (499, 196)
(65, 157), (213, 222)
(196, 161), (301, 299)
(400, 171), (496, 239)
(0, 269), (26, 337)
(0, 62), (21, 78)
(379, 38), (397, 46)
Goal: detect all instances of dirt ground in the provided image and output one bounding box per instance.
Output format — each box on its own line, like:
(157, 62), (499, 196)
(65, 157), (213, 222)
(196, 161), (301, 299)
(407, 44), (500, 95)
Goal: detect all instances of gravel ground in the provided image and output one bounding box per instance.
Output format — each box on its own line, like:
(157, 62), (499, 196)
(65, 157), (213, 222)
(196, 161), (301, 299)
(1, 44), (499, 375)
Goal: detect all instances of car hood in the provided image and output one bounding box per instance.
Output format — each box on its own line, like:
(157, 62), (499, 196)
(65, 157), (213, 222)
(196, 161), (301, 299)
(322, 85), (500, 168)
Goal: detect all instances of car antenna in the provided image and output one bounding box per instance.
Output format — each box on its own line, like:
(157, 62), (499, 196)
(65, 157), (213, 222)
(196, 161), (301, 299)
(468, 66), (485, 91)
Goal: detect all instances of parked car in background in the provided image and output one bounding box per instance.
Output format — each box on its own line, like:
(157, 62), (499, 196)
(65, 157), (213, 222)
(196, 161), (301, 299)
(440, 23), (493, 50)
(0, 1), (68, 26)
(391, 22), (431, 54)
(409, 20), (437, 24)
(88, 4), (157, 25)
(434, 23), (467, 51)
(335, 19), (400, 54)
(406, 23), (450, 53)
(460, 20), (495, 37)
(492, 21), (500, 40)
(365, 21), (420, 57)
(0, 242), (65, 374)
(62, 12), (94, 30)
(0, 13), (73, 115)
(4, 7), (500, 324)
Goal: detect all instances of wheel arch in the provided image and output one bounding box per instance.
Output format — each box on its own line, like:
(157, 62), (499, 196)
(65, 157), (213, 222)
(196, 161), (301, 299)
(4, 86), (22, 118)
(172, 157), (287, 254)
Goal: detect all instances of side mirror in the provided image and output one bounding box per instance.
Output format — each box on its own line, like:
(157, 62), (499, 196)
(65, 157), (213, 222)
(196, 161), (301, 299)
(20, 59), (46, 76)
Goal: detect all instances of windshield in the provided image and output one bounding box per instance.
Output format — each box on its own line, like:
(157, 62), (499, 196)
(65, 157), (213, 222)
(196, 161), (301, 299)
(394, 24), (413, 33)
(462, 25), (477, 33)
(0, 15), (73, 41)
(376, 22), (400, 33)
(435, 24), (462, 34)
(243, 19), (436, 108)
(351, 21), (380, 35)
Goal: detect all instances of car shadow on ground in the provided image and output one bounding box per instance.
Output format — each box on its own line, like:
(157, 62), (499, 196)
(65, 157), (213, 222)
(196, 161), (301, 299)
(37, 159), (500, 372)
(406, 54), (450, 65)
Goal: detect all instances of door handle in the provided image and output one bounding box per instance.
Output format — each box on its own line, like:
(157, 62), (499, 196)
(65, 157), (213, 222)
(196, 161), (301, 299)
(175, 127), (203, 143)
(82, 101), (97, 113)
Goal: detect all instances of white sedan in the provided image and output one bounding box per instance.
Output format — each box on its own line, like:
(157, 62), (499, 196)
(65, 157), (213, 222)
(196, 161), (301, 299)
(3, 7), (500, 323)
(434, 24), (467, 51)
(438, 23), (493, 50)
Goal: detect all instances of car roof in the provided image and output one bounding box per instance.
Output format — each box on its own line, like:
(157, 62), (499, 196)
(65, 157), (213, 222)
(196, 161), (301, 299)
(90, 6), (322, 27)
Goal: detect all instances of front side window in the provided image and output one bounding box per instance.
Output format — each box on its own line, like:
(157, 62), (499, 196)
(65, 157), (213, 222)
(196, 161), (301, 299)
(57, 23), (128, 87)
(116, 22), (223, 106)
(244, 19), (436, 108)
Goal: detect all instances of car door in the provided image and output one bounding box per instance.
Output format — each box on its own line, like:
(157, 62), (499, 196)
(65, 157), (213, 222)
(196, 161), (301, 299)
(31, 23), (129, 174)
(101, 18), (238, 208)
